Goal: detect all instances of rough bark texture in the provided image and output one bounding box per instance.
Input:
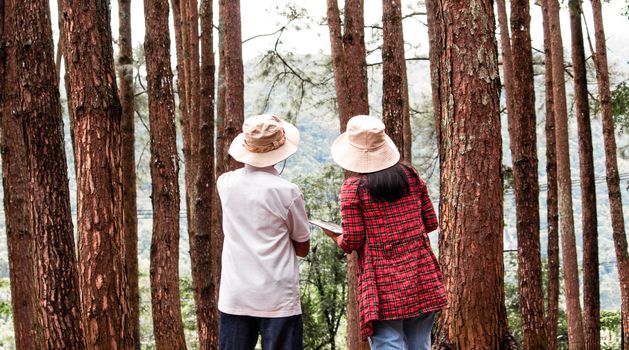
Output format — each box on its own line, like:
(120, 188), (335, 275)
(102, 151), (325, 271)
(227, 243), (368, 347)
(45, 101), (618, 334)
(540, 2), (560, 349)
(219, 0), (243, 173)
(117, 0), (140, 348)
(60, 0), (132, 348)
(326, 1), (370, 349)
(0, 2), (43, 348)
(508, 1), (548, 349)
(546, 1), (586, 349)
(426, 0), (513, 348)
(144, 0), (188, 348)
(3, 0), (87, 348)
(195, 0), (218, 347)
(382, 0), (410, 160)
(589, 0), (629, 346)
(568, 2), (600, 349)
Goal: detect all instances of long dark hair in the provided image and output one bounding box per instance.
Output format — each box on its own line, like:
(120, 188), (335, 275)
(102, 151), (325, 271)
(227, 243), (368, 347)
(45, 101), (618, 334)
(362, 163), (410, 203)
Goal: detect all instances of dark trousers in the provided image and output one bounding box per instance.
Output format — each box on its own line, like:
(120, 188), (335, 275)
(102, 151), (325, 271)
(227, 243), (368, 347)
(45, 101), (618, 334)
(219, 312), (303, 350)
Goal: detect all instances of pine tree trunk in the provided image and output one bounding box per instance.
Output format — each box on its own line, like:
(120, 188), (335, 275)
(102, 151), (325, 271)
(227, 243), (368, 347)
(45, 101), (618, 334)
(508, 1), (547, 348)
(426, 0), (513, 348)
(0, 3), (43, 348)
(343, 0), (369, 118)
(117, 0), (140, 348)
(546, 1), (586, 349)
(195, 0), (218, 347)
(220, 0), (244, 172)
(144, 0), (188, 348)
(568, 2), (600, 349)
(382, 0), (410, 160)
(4, 0), (87, 348)
(327, 1), (370, 348)
(60, 0), (132, 348)
(540, 3), (560, 349)
(589, 0), (629, 346)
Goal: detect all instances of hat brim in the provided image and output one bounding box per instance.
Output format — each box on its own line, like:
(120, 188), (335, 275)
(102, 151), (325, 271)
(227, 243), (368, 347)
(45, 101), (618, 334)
(330, 131), (400, 173)
(228, 120), (300, 168)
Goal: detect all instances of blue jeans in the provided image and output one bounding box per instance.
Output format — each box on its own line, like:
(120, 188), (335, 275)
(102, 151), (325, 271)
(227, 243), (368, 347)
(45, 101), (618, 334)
(219, 312), (303, 350)
(369, 312), (435, 350)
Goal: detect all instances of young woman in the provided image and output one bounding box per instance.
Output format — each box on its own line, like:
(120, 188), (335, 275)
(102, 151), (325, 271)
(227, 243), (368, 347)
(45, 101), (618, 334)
(323, 115), (447, 349)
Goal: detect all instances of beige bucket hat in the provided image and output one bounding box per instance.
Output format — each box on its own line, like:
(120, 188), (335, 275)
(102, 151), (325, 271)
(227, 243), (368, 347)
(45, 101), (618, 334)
(229, 114), (300, 168)
(331, 115), (400, 173)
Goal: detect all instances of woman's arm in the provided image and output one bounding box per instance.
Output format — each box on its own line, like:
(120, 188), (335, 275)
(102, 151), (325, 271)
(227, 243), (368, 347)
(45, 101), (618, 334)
(337, 179), (366, 254)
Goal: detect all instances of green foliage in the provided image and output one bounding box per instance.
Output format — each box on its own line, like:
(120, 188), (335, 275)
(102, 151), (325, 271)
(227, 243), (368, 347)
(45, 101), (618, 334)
(600, 311), (622, 350)
(294, 165), (348, 349)
(612, 80), (629, 133)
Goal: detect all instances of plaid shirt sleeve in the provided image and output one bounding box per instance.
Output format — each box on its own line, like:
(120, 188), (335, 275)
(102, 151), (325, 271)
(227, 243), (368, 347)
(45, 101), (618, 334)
(338, 178), (365, 254)
(419, 178), (438, 233)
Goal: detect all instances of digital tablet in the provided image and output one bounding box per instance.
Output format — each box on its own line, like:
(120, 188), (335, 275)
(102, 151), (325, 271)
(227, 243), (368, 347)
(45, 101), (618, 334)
(309, 219), (343, 235)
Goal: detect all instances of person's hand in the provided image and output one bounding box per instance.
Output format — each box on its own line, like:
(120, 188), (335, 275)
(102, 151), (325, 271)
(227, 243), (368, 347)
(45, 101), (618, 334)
(321, 228), (341, 245)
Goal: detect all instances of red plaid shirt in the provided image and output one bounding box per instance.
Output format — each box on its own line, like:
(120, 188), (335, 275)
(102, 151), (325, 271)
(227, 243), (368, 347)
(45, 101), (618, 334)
(337, 164), (447, 340)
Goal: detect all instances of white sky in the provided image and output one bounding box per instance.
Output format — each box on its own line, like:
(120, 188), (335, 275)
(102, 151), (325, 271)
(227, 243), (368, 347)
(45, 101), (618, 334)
(47, 0), (629, 78)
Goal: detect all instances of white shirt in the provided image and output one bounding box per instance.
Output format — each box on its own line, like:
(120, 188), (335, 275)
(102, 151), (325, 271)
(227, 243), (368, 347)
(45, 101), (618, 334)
(217, 165), (310, 317)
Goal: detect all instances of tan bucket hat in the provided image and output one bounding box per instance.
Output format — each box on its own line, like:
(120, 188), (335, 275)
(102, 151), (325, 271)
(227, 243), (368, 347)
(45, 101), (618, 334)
(229, 114), (300, 168)
(331, 115), (400, 173)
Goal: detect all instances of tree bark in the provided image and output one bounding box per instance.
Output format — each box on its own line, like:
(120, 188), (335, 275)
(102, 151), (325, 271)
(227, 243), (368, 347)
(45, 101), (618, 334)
(540, 2), (560, 349)
(382, 0), (411, 160)
(426, 0), (513, 348)
(568, 2), (600, 349)
(117, 0), (140, 348)
(0, 2), (43, 348)
(589, 0), (629, 346)
(60, 0), (132, 348)
(508, 1), (548, 348)
(144, 0), (188, 348)
(326, 1), (370, 349)
(195, 0), (218, 347)
(3, 0), (87, 348)
(546, 1), (586, 349)
(220, 0), (244, 172)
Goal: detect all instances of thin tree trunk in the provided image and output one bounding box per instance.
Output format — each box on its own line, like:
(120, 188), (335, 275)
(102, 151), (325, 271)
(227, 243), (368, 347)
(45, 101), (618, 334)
(195, 0), (217, 347)
(343, 0), (369, 117)
(508, 0), (547, 348)
(117, 0), (140, 348)
(589, 0), (629, 346)
(426, 0), (513, 348)
(0, 2), (42, 348)
(220, 0), (244, 172)
(213, 4), (227, 316)
(327, 1), (370, 348)
(60, 0), (132, 348)
(382, 0), (410, 160)
(3, 0), (87, 348)
(546, 1), (586, 349)
(144, 0), (188, 348)
(568, 2), (600, 349)
(540, 2), (560, 349)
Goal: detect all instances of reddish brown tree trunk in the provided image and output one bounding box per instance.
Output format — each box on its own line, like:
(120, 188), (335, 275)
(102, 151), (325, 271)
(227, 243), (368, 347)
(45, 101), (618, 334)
(326, 1), (370, 349)
(568, 2), (600, 349)
(220, 0), (244, 172)
(0, 3), (43, 349)
(382, 0), (410, 160)
(60, 0), (132, 348)
(589, 0), (629, 346)
(117, 0), (140, 348)
(426, 0), (514, 348)
(194, 0), (218, 347)
(144, 0), (188, 348)
(546, 1), (586, 348)
(540, 2), (560, 349)
(507, 1), (548, 348)
(3, 0), (87, 348)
